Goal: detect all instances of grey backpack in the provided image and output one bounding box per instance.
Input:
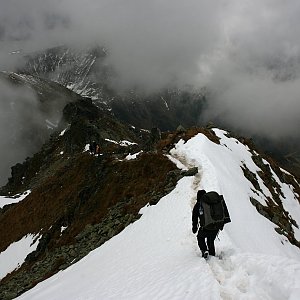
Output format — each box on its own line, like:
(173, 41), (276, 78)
(201, 191), (226, 230)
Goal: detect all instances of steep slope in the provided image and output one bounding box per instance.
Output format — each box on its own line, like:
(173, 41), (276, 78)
(11, 128), (300, 300)
(21, 46), (107, 100)
(0, 98), (187, 299)
(108, 88), (206, 131)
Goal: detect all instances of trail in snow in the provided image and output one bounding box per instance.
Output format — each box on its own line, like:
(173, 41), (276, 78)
(169, 129), (300, 299)
(170, 138), (300, 300)
(169, 153), (246, 299)
(16, 130), (300, 300)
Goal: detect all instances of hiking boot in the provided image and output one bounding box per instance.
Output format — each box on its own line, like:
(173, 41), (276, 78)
(202, 251), (209, 259)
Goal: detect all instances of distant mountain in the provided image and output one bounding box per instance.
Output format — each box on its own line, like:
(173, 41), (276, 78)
(21, 46), (107, 100)
(19, 45), (207, 131)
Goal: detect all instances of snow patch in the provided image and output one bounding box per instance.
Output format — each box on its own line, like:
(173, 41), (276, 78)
(45, 119), (58, 129)
(125, 151), (143, 160)
(60, 226), (67, 234)
(0, 190), (31, 208)
(105, 139), (137, 146)
(59, 128), (67, 136)
(0, 234), (41, 280)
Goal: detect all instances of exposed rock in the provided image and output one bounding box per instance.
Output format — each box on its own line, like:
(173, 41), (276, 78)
(176, 124), (186, 133)
(181, 167), (198, 177)
(241, 165), (262, 192)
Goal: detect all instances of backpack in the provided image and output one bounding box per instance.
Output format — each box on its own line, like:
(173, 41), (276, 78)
(200, 191), (226, 230)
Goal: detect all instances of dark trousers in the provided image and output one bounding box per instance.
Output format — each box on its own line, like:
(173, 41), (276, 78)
(197, 228), (219, 256)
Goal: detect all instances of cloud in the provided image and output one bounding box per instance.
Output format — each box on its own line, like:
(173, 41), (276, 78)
(0, 0), (300, 141)
(201, 0), (300, 139)
(0, 0), (226, 87)
(204, 64), (300, 139)
(0, 73), (71, 185)
(0, 78), (45, 185)
(90, 0), (225, 91)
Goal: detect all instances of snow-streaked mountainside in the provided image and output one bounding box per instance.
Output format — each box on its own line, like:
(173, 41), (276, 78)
(19, 46), (207, 132)
(22, 46), (107, 100)
(15, 129), (300, 300)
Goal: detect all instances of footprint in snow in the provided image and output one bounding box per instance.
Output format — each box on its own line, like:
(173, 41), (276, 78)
(207, 249), (251, 299)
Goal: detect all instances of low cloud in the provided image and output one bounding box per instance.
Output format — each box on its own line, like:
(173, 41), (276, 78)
(204, 65), (300, 139)
(201, 0), (300, 140)
(0, 0), (225, 91)
(0, 75), (66, 185)
(0, 79), (43, 185)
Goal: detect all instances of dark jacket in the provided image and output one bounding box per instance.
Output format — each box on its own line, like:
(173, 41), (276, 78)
(192, 194), (231, 232)
(192, 201), (204, 232)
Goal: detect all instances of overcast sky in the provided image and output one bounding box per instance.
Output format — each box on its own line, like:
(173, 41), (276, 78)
(0, 1), (300, 147)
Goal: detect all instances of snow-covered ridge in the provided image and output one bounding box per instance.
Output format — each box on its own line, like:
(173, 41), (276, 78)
(16, 128), (300, 300)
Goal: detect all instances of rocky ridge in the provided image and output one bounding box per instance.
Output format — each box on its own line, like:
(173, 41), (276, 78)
(0, 97), (195, 299)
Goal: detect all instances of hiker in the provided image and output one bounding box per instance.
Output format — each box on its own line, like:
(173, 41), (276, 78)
(89, 141), (101, 155)
(192, 189), (231, 258)
(95, 143), (100, 155)
(89, 141), (97, 154)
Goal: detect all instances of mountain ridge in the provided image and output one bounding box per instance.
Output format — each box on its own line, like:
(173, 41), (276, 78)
(0, 97), (299, 299)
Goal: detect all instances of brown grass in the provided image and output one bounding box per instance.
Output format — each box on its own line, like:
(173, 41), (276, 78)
(0, 151), (177, 253)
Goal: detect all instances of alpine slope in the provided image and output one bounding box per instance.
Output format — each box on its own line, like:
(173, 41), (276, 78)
(17, 129), (300, 300)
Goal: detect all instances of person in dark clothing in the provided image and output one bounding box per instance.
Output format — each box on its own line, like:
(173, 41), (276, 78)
(196, 227), (219, 257)
(90, 141), (101, 155)
(192, 189), (230, 258)
(89, 141), (97, 154)
(95, 143), (100, 155)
